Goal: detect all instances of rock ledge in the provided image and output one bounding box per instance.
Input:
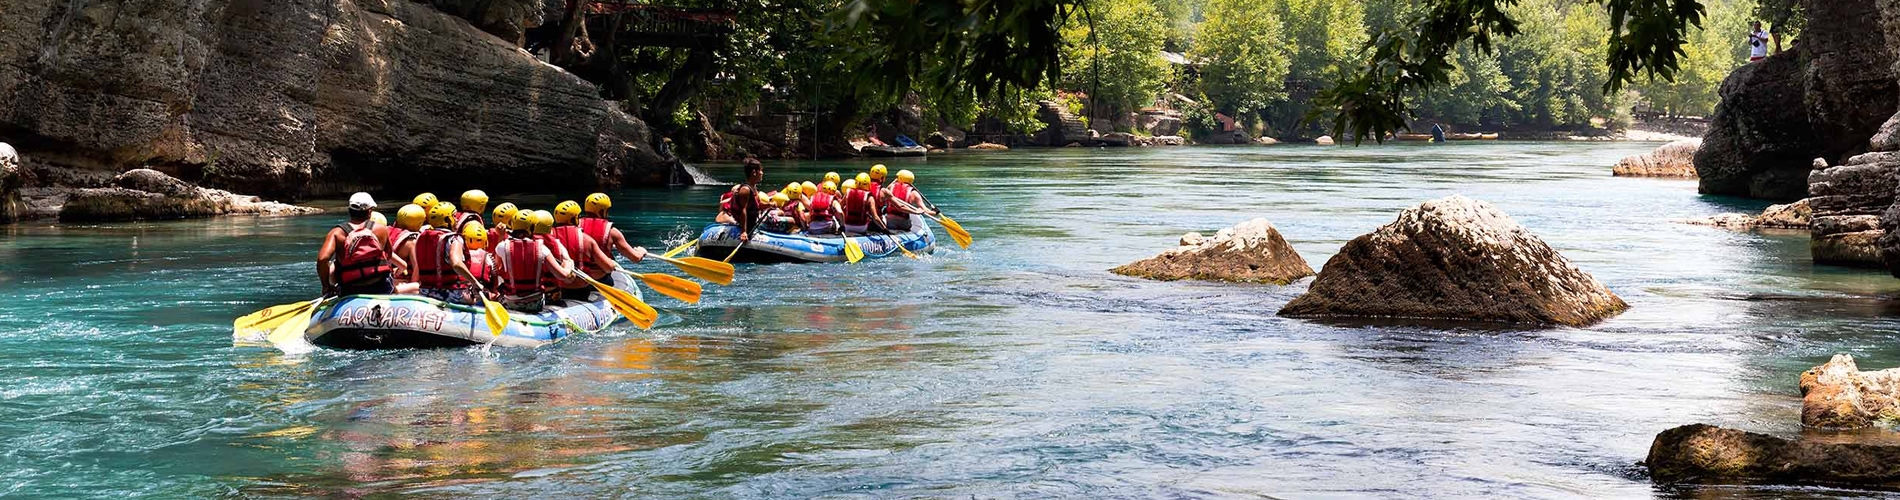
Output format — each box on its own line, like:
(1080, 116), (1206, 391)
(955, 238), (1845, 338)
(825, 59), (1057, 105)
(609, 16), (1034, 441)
(1111, 218), (1314, 284)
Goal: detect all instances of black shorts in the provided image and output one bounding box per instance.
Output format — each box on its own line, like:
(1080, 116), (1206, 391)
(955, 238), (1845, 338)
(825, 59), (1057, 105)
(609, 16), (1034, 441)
(338, 276), (393, 296)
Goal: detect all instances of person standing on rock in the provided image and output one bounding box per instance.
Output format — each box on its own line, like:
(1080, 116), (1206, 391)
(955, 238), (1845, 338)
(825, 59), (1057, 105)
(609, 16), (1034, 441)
(1748, 21), (1771, 62)
(317, 193), (398, 297)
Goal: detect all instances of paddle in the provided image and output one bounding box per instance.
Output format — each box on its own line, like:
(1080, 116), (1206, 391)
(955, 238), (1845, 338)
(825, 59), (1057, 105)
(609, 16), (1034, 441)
(264, 297), (326, 346)
(843, 236), (866, 263)
(578, 272), (657, 329)
(235, 299), (320, 341)
(661, 239), (697, 259)
(481, 296), (511, 339)
(650, 255), (734, 286)
(617, 268), (702, 304)
(928, 214), (972, 248)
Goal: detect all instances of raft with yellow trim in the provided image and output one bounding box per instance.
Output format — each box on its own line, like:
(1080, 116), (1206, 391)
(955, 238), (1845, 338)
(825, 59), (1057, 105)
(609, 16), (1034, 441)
(694, 214), (935, 263)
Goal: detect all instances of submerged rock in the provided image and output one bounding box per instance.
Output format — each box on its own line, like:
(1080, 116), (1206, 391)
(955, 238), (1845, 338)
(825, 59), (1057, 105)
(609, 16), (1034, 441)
(1111, 218), (1314, 284)
(1647, 423), (1900, 486)
(1679, 199), (1811, 231)
(58, 169), (318, 222)
(1279, 195), (1627, 326)
(1612, 139), (1700, 177)
(1801, 354), (1900, 429)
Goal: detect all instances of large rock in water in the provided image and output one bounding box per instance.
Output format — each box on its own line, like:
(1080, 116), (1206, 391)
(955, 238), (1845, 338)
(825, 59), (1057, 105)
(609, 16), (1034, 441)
(1811, 152), (1900, 268)
(1111, 218), (1315, 284)
(0, 0), (669, 201)
(1646, 423), (1900, 486)
(1693, 50), (1820, 200)
(58, 169), (318, 222)
(1679, 198), (1811, 231)
(1800, 354), (1900, 429)
(1278, 195), (1627, 326)
(1612, 139), (1700, 177)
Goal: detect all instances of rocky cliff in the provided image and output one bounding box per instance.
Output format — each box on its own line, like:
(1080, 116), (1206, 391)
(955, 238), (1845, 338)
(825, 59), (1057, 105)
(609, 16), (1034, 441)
(0, 0), (669, 205)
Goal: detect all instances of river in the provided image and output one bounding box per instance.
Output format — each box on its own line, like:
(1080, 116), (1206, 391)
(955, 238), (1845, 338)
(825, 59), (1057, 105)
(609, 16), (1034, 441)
(4, 142), (1896, 498)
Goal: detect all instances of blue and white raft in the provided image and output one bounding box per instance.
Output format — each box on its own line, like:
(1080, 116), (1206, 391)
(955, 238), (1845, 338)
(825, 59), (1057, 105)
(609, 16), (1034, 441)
(694, 214), (935, 263)
(291, 279), (639, 349)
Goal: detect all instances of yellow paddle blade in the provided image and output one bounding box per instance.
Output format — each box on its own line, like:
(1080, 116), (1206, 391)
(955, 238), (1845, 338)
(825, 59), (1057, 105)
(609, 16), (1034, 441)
(661, 239), (697, 259)
(898, 244), (920, 260)
(636, 272), (703, 304)
(844, 238), (865, 264)
(938, 215), (972, 248)
(234, 299), (318, 341)
(482, 298), (511, 338)
(722, 242), (743, 263)
(584, 274), (659, 328)
(264, 298), (323, 346)
(655, 256), (735, 286)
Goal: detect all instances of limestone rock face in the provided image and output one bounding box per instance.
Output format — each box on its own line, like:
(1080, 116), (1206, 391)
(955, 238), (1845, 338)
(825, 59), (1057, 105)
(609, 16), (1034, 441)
(1314, 136), (1335, 146)
(0, 0), (669, 201)
(1646, 423), (1900, 486)
(1800, 354), (1900, 429)
(58, 169), (318, 222)
(1111, 218), (1314, 284)
(1612, 139), (1700, 177)
(1278, 195), (1627, 326)
(1694, 50), (1820, 200)
(1808, 153), (1897, 267)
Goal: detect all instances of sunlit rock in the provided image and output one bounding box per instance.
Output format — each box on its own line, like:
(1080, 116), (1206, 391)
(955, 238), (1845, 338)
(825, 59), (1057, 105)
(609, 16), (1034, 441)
(1279, 195), (1626, 326)
(1647, 423), (1900, 486)
(1112, 218), (1314, 284)
(1801, 354), (1900, 429)
(1612, 138), (1699, 177)
(58, 169), (318, 222)
(1679, 199), (1810, 231)
(1314, 135), (1336, 146)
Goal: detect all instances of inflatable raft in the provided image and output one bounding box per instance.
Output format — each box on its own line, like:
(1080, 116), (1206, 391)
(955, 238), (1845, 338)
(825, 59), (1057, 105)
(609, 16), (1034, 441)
(694, 215), (935, 263)
(289, 278), (639, 349)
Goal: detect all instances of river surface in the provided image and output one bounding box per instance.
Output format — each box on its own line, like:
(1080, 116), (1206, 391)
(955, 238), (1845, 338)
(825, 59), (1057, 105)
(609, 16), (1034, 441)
(5, 143), (1900, 498)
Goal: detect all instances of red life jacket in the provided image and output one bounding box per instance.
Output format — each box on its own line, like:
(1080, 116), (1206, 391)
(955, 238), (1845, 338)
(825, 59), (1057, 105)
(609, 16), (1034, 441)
(489, 227), (507, 248)
(334, 220), (392, 286)
(551, 225), (601, 274)
(452, 211), (482, 234)
(719, 192), (734, 215)
(466, 248), (494, 287)
(496, 238), (544, 301)
(891, 182), (914, 210)
(842, 189), (873, 226)
(579, 217), (615, 258)
(867, 181), (884, 212)
(391, 227), (419, 249)
(535, 234), (568, 291)
(413, 229), (468, 289)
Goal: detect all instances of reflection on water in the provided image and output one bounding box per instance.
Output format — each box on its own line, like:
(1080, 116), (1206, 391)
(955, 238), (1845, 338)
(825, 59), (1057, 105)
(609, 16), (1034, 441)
(5, 143), (1900, 497)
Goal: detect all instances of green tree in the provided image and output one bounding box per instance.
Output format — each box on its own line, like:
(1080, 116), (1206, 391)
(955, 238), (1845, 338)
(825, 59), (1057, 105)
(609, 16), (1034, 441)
(1060, 0), (1173, 122)
(1193, 0), (1291, 121)
(1269, 0), (1367, 136)
(1634, 0), (1755, 117)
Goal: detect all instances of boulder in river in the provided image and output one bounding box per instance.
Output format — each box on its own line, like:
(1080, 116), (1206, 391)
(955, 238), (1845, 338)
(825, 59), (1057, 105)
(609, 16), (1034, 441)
(1111, 218), (1314, 284)
(1314, 135), (1336, 146)
(1278, 195), (1627, 326)
(1801, 354), (1900, 429)
(968, 142), (1010, 150)
(1678, 199), (1810, 231)
(1808, 152), (1898, 268)
(1646, 423), (1900, 486)
(1612, 139), (1700, 177)
(58, 169), (318, 222)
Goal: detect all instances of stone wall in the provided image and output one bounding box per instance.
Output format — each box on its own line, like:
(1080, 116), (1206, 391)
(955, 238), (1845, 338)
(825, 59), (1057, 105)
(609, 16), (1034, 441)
(1812, 154), (1897, 267)
(0, 0), (670, 202)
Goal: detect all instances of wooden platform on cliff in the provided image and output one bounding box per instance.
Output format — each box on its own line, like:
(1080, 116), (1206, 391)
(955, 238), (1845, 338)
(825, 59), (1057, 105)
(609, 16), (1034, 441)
(581, 3), (735, 48)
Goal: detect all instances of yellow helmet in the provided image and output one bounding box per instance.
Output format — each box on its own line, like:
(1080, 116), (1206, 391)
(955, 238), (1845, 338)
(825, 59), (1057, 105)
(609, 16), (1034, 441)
(491, 202), (518, 226)
(824, 172), (841, 185)
(585, 193), (612, 215)
(785, 183), (803, 197)
(896, 169), (915, 184)
(395, 204), (427, 230)
(369, 211), (387, 227)
(855, 172), (872, 186)
(412, 192), (439, 209)
(532, 210), (554, 235)
(801, 181), (818, 195)
(841, 179), (857, 192)
(821, 180), (839, 194)
(770, 192), (790, 206)
(554, 200), (582, 224)
(460, 190), (488, 213)
(461, 222), (489, 250)
(870, 164), (888, 180)
(427, 201), (456, 228)
(509, 209), (534, 231)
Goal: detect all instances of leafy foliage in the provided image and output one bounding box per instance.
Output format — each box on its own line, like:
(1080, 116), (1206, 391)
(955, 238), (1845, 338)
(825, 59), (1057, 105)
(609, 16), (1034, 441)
(1060, 0), (1174, 117)
(1193, 0), (1292, 118)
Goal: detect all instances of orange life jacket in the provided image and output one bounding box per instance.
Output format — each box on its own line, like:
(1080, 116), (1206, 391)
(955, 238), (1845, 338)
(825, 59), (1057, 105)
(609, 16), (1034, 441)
(334, 220), (392, 286)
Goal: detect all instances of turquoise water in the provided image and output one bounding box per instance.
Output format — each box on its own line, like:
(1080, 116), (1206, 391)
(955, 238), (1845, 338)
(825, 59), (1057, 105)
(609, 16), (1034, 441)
(4, 143), (1899, 498)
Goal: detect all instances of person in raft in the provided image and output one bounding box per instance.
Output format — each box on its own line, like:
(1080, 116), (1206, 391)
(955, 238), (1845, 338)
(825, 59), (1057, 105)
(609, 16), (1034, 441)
(716, 158), (766, 240)
(317, 193), (400, 296)
(550, 200), (622, 302)
(529, 210), (574, 303)
(577, 193), (649, 285)
(452, 190), (488, 234)
(881, 169), (939, 232)
(388, 203), (428, 294)
(413, 202), (489, 305)
(494, 210), (577, 313)
(488, 202), (518, 247)
(806, 180), (844, 235)
(839, 178), (890, 235)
